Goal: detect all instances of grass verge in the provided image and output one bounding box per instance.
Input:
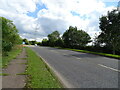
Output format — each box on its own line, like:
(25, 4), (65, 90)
(16, 72), (27, 75)
(53, 46), (120, 59)
(63, 48), (120, 59)
(25, 47), (62, 88)
(2, 45), (23, 68)
(0, 73), (9, 76)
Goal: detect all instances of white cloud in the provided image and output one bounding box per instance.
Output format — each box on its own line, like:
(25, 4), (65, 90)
(37, 0), (116, 40)
(0, 0), (117, 42)
(0, 0), (38, 14)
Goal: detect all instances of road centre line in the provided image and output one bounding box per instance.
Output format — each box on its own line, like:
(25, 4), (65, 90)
(76, 58), (81, 59)
(50, 50), (59, 53)
(98, 64), (120, 72)
(63, 54), (68, 55)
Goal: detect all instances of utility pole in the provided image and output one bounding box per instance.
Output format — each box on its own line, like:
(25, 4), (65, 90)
(34, 23), (39, 46)
(31, 19), (40, 46)
(35, 24), (39, 41)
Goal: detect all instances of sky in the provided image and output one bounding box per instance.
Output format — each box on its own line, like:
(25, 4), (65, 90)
(0, 0), (119, 42)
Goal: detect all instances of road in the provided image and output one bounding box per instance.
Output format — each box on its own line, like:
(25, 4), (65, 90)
(29, 46), (119, 88)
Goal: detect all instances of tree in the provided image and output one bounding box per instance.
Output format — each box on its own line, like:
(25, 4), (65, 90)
(37, 42), (42, 46)
(98, 9), (120, 54)
(62, 26), (91, 48)
(62, 26), (77, 47)
(47, 31), (60, 46)
(41, 39), (49, 46)
(55, 38), (64, 47)
(1, 17), (22, 55)
(23, 38), (29, 45)
(29, 40), (37, 45)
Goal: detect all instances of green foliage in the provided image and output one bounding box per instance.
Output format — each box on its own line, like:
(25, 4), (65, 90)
(29, 40), (37, 45)
(26, 47), (62, 88)
(37, 42), (42, 46)
(98, 9), (120, 54)
(62, 26), (91, 48)
(1, 17), (22, 55)
(0, 73), (9, 76)
(2, 45), (22, 68)
(41, 26), (91, 48)
(2, 40), (12, 52)
(42, 39), (49, 46)
(48, 31), (60, 41)
(63, 48), (120, 59)
(23, 38), (29, 45)
(55, 38), (64, 47)
(48, 31), (60, 46)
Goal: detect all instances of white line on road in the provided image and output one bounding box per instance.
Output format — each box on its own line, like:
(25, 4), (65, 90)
(98, 64), (120, 72)
(50, 50), (59, 53)
(76, 58), (81, 59)
(63, 54), (68, 55)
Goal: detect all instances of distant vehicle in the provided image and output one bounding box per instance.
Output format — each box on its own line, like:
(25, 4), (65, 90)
(35, 44), (37, 46)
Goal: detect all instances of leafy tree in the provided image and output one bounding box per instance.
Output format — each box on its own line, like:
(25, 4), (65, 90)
(55, 38), (64, 47)
(62, 26), (77, 47)
(41, 39), (49, 46)
(98, 9), (120, 54)
(62, 26), (91, 48)
(1, 17), (22, 55)
(29, 40), (37, 45)
(48, 31), (60, 46)
(37, 42), (42, 46)
(23, 38), (29, 45)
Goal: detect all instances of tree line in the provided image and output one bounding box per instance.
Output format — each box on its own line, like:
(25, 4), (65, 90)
(14, 8), (120, 55)
(40, 9), (120, 55)
(1, 17), (22, 56)
(41, 26), (91, 48)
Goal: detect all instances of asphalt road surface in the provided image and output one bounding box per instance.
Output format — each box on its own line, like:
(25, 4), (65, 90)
(29, 46), (119, 88)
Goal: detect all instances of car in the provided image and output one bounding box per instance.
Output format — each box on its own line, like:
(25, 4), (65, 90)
(35, 44), (37, 46)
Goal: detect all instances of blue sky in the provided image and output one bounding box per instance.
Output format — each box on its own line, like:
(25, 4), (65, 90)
(27, 4), (47, 18)
(105, 2), (118, 7)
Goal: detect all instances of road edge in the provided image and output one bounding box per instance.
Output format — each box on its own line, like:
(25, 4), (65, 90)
(30, 47), (74, 88)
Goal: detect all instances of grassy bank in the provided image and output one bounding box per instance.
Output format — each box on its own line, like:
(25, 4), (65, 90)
(2, 45), (22, 68)
(25, 47), (62, 88)
(64, 48), (120, 59)
(53, 47), (120, 59)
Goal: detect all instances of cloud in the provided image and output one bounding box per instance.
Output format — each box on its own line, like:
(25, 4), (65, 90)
(0, 0), (117, 41)
(37, 0), (116, 37)
(1, 0), (40, 13)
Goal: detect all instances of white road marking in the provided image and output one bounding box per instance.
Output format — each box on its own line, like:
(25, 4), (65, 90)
(76, 58), (81, 59)
(98, 64), (120, 72)
(50, 50), (59, 53)
(63, 54), (68, 55)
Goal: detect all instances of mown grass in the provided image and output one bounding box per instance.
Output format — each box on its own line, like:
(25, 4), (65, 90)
(25, 47), (62, 88)
(0, 55), (2, 68)
(0, 73), (9, 76)
(64, 48), (120, 59)
(16, 72), (27, 75)
(40, 46), (120, 59)
(2, 45), (23, 68)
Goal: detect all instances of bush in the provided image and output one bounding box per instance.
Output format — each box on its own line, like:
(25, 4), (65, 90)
(2, 40), (12, 52)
